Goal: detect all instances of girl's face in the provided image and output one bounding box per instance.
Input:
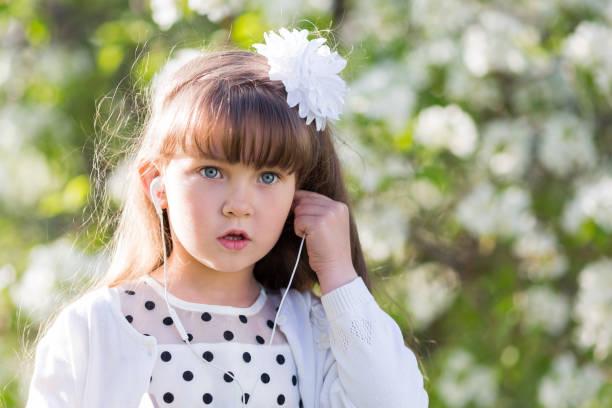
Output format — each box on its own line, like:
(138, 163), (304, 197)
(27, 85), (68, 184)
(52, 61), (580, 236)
(161, 152), (296, 275)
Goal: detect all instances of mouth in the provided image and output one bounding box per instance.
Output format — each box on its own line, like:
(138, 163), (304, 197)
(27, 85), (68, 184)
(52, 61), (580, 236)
(219, 229), (251, 241)
(217, 230), (251, 250)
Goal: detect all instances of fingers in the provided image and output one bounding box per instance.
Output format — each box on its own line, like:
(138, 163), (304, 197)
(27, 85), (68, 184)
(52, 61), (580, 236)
(293, 214), (320, 237)
(293, 189), (334, 210)
(292, 203), (328, 216)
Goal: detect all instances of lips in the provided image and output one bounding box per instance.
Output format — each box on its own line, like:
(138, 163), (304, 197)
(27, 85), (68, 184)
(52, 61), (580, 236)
(217, 229), (251, 250)
(219, 229), (251, 240)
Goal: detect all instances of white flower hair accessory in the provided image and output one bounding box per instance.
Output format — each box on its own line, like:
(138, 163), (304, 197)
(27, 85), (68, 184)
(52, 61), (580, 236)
(253, 28), (347, 131)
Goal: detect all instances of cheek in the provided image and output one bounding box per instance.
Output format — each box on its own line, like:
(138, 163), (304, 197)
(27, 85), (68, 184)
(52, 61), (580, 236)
(167, 182), (217, 230)
(262, 187), (294, 230)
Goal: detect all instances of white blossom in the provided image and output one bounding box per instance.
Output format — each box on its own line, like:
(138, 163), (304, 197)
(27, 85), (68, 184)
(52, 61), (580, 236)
(340, 0), (409, 45)
(187, 0), (243, 22)
(456, 182), (536, 238)
(0, 104), (40, 153)
(462, 10), (540, 77)
(445, 61), (502, 111)
(414, 104), (479, 157)
(562, 21), (612, 68)
(383, 263), (460, 330)
(0, 148), (58, 209)
(150, 0), (180, 30)
(562, 21), (612, 96)
(410, 179), (443, 210)
(425, 38), (458, 65)
(438, 349), (499, 408)
(537, 353), (605, 408)
(0, 48), (13, 86)
(401, 39), (458, 92)
(410, 0), (479, 36)
(537, 113), (597, 177)
(253, 28), (347, 131)
(562, 174), (612, 233)
(513, 229), (568, 280)
(573, 258), (612, 361)
(33, 46), (92, 84)
(354, 196), (411, 261)
(477, 118), (533, 179)
(514, 285), (570, 335)
(10, 238), (109, 322)
(346, 61), (416, 133)
(0, 264), (16, 290)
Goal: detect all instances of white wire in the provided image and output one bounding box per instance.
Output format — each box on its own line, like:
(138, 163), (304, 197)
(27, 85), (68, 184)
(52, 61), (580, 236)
(158, 209), (305, 407)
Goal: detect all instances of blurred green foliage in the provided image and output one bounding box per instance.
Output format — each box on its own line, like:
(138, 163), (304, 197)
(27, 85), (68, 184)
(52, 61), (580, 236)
(1, 0), (612, 407)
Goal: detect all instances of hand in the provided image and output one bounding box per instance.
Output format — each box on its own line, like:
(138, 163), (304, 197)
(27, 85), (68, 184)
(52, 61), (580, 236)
(292, 190), (357, 294)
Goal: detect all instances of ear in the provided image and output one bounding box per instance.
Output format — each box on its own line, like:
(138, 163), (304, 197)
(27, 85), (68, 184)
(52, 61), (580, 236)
(138, 159), (167, 210)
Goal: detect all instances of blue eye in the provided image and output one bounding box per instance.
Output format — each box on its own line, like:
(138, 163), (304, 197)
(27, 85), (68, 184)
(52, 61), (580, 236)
(260, 172), (278, 184)
(201, 167), (221, 178)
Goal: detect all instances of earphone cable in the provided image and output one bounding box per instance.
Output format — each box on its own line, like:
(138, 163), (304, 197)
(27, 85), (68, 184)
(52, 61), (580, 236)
(157, 208), (305, 407)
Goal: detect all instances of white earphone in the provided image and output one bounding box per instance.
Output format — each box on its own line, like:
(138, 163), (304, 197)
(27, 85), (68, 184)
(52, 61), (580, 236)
(148, 176), (305, 407)
(150, 177), (164, 216)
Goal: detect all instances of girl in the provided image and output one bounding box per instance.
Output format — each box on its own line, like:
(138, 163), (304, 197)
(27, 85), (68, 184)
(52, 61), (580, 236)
(26, 28), (428, 407)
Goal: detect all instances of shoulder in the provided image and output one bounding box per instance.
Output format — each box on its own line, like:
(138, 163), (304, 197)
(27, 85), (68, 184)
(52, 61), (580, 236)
(52, 286), (115, 327)
(281, 284), (323, 311)
(37, 286), (114, 348)
(276, 284), (329, 330)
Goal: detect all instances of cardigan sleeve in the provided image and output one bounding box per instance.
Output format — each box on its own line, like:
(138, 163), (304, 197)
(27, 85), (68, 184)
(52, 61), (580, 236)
(26, 303), (89, 408)
(316, 277), (429, 408)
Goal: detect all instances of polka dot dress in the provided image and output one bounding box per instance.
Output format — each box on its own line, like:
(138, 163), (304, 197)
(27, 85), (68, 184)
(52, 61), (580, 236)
(114, 273), (302, 407)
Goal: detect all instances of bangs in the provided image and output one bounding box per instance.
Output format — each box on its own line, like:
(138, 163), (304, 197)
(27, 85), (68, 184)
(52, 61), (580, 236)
(158, 74), (317, 181)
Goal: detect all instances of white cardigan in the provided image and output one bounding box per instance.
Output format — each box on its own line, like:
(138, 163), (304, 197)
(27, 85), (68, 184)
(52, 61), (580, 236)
(26, 276), (428, 408)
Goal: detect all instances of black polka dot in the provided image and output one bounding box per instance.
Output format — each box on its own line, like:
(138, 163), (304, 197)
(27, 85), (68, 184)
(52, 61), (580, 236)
(299, 399), (303, 407)
(201, 312), (212, 321)
(145, 301), (155, 310)
(144, 333), (150, 336)
(223, 330), (234, 341)
(150, 376), (152, 383)
(202, 351), (214, 362)
(241, 393), (250, 404)
(163, 316), (173, 326)
(256, 335), (265, 344)
(183, 371), (193, 381)
(267, 319), (274, 329)
(292, 375), (297, 386)
(223, 371), (234, 382)
(125, 289), (135, 295)
(203, 393), (213, 404)
(125, 315), (133, 323)
(277, 394), (285, 405)
(261, 373), (270, 383)
(161, 351), (171, 362)
(275, 305), (279, 311)
(186, 333), (193, 342)
(239, 315), (247, 323)
(243, 352), (251, 363)
(163, 392), (174, 403)
(276, 354), (285, 365)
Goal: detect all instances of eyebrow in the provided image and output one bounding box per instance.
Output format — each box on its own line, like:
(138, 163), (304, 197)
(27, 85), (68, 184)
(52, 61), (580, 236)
(189, 155), (284, 170)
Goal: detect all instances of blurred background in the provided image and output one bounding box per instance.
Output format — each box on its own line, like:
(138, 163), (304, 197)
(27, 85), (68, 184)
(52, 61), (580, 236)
(2, 0), (612, 406)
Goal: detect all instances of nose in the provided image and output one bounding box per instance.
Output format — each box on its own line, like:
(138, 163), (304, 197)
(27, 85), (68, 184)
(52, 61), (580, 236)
(222, 186), (254, 218)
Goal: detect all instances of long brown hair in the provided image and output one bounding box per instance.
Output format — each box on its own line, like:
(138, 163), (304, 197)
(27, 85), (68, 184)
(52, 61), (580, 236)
(95, 49), (370, 293)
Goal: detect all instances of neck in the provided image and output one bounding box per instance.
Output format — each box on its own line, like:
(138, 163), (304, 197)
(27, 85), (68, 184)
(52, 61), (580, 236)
(149, 251), (262, 308)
